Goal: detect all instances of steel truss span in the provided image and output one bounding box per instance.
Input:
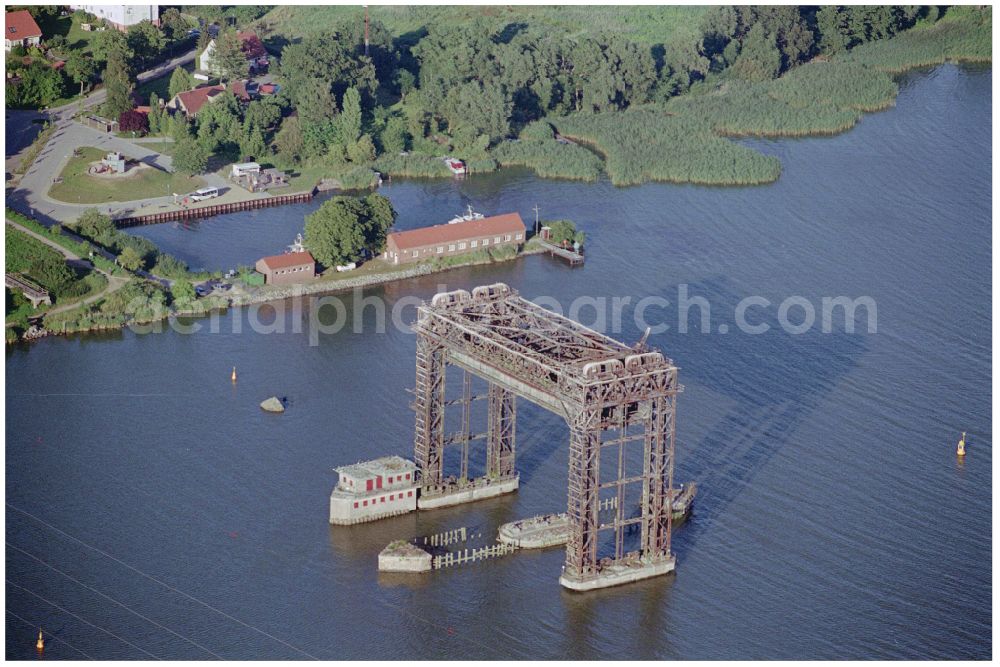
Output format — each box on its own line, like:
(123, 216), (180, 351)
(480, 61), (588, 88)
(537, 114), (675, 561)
(412, 283), (681, 590)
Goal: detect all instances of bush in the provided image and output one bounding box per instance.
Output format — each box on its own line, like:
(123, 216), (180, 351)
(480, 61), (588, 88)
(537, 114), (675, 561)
(119, 110), (150, 135)
(152, 252), (190, 278)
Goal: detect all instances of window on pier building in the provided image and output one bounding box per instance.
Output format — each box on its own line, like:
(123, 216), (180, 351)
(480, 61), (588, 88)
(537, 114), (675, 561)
(494, 236), (501, 243)
(408, 491), (413, 497)
(353, 502), (358, 508)
(437, 246), (443, 254)
(411, 251), (418, 258)
(515, 233), (523, 240)
(380, 496), (385, 503)
(458, 242), (466, 250)
(482, 238), (489, 246)
(366, 479), (373, 491)
(448, 244), (456, 252)
(405, 473), (411, 480)
(504, 234), (511, 242)
(470, 240), (478, 248)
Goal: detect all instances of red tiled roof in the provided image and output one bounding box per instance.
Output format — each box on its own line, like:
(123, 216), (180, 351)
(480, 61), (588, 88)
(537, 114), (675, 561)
(387, 213), (526, 251)
(258, 251), (315, 270)
(5, 10), (42, 40)
(174, 84), (225, 115)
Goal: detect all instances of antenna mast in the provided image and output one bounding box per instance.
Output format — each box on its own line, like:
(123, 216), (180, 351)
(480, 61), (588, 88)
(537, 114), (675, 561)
(533, 203), (540, 237)
(364, 5), (370, 57)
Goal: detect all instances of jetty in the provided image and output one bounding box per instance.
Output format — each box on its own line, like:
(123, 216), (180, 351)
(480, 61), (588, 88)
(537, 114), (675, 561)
(538, 239), (584, 265)
(115, 191), (314, 228)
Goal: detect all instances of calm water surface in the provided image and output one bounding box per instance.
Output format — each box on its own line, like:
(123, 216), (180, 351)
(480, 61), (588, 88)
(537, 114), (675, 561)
(6, 65), (991, 659)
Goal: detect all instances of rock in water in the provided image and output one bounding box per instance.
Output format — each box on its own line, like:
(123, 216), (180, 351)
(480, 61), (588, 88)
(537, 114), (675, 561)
(260, 397), (285, 413)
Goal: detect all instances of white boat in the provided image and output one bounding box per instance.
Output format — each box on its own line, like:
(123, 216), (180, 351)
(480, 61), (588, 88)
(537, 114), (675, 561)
(447, 204), (486, 225)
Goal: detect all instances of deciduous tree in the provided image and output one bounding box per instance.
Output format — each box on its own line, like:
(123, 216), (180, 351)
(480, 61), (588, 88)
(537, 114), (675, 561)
(101, 47), (134, 120)
(117, 246), (145, 272)
(172, 137), (210, 175)
(210, 29), (249, 83)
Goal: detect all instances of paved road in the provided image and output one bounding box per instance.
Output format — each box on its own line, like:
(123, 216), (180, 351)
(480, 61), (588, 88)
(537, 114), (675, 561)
(48, 47), (197, 122)
(7, 120), (229, 227)
(6, 46), (208, 225)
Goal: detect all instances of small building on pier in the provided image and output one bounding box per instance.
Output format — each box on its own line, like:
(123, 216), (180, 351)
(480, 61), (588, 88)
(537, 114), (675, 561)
(330, 456), (418, 525)
(383, 212), (526, 265)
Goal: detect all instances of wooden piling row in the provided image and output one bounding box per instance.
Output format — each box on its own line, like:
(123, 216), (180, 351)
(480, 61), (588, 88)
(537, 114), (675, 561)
(432, 541), (517, 569)
(422, 526), (468, 547)
(114, 191), (315, 228)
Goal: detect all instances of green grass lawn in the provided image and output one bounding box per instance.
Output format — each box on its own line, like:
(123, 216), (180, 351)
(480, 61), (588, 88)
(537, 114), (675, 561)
(256, 5), (709, 48)
(48, 147), (205, 204)
(135, 63), (199, 104)
(35, 11), (98, 57)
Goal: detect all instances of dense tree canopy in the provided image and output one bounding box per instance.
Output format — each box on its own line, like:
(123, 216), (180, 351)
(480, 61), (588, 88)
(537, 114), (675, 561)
(304, 194), (397, 266)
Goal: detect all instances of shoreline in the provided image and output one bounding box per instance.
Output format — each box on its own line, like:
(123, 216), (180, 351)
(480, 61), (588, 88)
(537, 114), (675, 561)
(8, 245), (549, 344)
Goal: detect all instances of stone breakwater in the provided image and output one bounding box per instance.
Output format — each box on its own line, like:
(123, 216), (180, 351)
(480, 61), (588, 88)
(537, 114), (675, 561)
(230, 263), (440, 306)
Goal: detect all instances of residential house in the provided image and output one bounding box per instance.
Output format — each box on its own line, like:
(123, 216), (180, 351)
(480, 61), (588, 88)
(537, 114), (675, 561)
(5, 10), (42, 51)
(166, 84), (226, 117)
(69, 5), (159, 30)
(198, 31), (269, 77)
(383, 213), (527, 265)
(166, 81), (251, 118)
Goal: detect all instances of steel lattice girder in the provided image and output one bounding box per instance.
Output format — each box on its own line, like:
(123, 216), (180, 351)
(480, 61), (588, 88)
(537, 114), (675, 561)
(412, 284), (681, 579)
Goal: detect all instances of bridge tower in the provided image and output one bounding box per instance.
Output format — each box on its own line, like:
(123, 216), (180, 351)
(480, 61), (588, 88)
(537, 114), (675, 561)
(411, 283), (681, 590)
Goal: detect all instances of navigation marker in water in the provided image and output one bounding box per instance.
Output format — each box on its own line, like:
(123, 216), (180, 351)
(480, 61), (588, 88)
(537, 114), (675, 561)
(231, 366), (237, 383)
(957, 431), (966, 456)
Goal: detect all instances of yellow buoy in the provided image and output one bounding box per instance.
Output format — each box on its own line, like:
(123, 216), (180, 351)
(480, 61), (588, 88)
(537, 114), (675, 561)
(36, 630), (44, 652)
(957, 431), (966, 456)
(231, 366), (237, 383)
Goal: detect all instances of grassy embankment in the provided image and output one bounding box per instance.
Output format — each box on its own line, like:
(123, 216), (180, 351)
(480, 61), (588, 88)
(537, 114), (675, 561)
(551, 7), (991, 187)
(5, 208), (229, 341)
(48, 147), (206, 204)
(5, 227), (108, 335)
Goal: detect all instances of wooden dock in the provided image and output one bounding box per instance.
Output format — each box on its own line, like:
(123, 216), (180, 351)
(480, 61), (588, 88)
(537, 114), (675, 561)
(538, 239), (584, 266)
(115, 191), (315, 228)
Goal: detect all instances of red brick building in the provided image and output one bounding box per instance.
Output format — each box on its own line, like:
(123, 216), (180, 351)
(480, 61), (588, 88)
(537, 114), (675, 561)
(383, 213), (527, 265)
(255, 251), (316, 285)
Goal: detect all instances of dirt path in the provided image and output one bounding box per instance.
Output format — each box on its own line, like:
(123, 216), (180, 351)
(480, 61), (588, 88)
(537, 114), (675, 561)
(6, 218), (128, 316)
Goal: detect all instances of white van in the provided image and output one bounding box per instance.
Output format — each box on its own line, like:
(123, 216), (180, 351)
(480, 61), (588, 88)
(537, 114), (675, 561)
(188, 187), (219, 202)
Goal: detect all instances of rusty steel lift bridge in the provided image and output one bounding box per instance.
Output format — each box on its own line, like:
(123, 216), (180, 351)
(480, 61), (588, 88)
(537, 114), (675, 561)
(411, 283), (681, 591)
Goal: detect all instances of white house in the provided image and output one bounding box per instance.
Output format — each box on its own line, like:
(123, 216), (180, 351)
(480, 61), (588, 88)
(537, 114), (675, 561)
(70, 5), (159, 31)
(4, 11), (42, 51)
